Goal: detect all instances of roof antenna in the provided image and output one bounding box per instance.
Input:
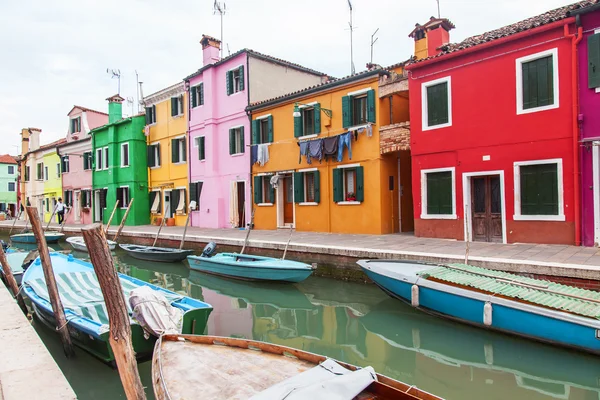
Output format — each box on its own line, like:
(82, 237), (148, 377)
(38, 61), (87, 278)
(436, 0), (441, 18)
(213, 0), (226, 58)
(227, 43), (231, 56)
(370, 28), (379, 64)
(126, 97), (134, 117)
(347, 0), (356, 75)
(106, 68), (121, 94)
(135, 70), (141, 113)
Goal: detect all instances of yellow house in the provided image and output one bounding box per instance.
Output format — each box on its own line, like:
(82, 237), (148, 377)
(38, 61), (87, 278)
(43, 149), (63, 223)
(143, 82), (189, 226)
(247, 65), (412, 234)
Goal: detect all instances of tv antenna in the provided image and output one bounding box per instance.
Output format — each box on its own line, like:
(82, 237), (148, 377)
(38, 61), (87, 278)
(347, 0), (355, 75)
(213, 0), (226, 58)
(126, 97), (134, 116)
(436, 0), (441, 18)
(106, 68), (121, 94)
(370, 28), (379, 64)
(135, 70), (141, 112)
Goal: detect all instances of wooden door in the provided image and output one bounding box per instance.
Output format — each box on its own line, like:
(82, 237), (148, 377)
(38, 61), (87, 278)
(283, 176), (293, 224)
(471, 176), (503, 242)
(236, 181), (245, 228)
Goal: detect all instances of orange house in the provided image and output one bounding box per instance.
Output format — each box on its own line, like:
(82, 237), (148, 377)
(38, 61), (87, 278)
(247, 65), (413, 234)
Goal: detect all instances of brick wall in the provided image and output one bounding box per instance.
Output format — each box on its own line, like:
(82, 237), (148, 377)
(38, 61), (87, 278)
(380, 122), (410, 154)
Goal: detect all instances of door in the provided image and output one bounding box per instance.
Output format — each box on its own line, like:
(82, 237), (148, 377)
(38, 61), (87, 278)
(38, 198), (44, 220)
(236, 181), (245, 228)
(94, 191), (101, 222)
(283, 176), (293, 224)
(471, 175), (503, 242)
(164, 191), (171, 218)
(74, 191), (81, 222)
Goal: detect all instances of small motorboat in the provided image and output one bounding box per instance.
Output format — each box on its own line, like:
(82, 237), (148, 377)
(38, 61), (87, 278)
(10, 232), (65, 244)
(119, 243), (193, 263)
(358, 259), (600, 355)
(187, 243), (314, 283)
(66, 236), (116, 252)
(152, 334), (442, 400)
(21, 252), (213, 364)
(0, 251), (29, 286)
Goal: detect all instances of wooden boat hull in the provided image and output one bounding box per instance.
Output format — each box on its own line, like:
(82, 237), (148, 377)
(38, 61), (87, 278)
(152, 334), (442, 400)
(187, 253), (314, 283)
(66, 236), (116, 252)
(119, 244), (193, 263)
(10, 233), (65, 244)
(357, 259), (600, 355)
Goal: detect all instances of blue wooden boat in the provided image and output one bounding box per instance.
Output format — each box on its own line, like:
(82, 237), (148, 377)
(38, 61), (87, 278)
(10, 232), (65, 244)
(357, 260), (600, 355)
(0, 251), (29, 286)
(22, 252), (213, 364)
(187, 252), (315, 283)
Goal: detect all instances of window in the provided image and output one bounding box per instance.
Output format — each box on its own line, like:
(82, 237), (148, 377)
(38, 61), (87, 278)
(150, 190), (161, 214)
(45, 198), (49, 212)
(229, 127), (244, 155)
(226, 66), (245, 95)
(25, 166), (30, 182)
(95, 148), (103, 171)
(175, 188), (187, 215)
(303, 108), (315, 136)
(293, 170), (320, 204)
(333, 166), (364, 203)
(171, 95), (184, 117)
(422, 77), (451, 130)
(117, 187), (130, 209)
(514, 160), (563, 220)
(45, 166), (49, 181)
(7, 165), (14, 175)
(589, 32), (600, 89)
(191, 83), (204, 107)
(252, 116), (273, 144)
(36, 163), (43, 180)
(253, 176), (274, 205)
(64, 190), (73, 207)
(145, 105), (157, 125)
(171, 137), (187, 163)
(70, 117), (81, 133)
(81, 190), (91, 208)
(55, 163), (60, 178)
(7, 182), (15, 192)
(195, 137), (206, 161)
(148, 143), (161, 168)
(83, 152), (92, 170)
(294, 105), (321, 138)
(342, 90), (376, 128)
(421, 168), (456, 219)
(121, 143), (130, 167)
(103, 147), (109, 170)
(61, 156), (69, 174)
(189, 182), (203, 209)
(516, 48), (559, 114)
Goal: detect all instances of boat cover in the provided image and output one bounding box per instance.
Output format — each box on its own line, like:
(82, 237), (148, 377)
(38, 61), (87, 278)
(420, 264), (600, 319)
(250, 358), (376, 400)
(129, 286), (183, 337)
(26, 271), (182, 325)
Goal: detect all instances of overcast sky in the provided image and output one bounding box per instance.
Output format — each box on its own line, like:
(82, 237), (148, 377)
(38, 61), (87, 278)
(0, 0), (578, 155)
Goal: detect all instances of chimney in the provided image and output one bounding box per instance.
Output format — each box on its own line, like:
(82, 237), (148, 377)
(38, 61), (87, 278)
(201, 34), (221, 66)
(409, 17), (455, 60)
(22, 127), (41, 153)
(106, 94), (124, 123)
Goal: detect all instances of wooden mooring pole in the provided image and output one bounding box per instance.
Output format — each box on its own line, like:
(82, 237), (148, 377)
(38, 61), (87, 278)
(8, 209), (22, 236)
(0, 245), (28, 314)
(105, 200), (120, 235)
(153, 213), (167, 247)
(282, 225), (294, 260)
(82, 223), (146, 400)
(240, 208), (255, 255)
(45, 207), (57, 231)
(26, 206), (75, 358)
(113, 198), (134, 242)
(179, 202), (196, 250)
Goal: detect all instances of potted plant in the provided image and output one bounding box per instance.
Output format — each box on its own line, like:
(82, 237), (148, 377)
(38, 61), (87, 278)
(346, 192), (356, 202)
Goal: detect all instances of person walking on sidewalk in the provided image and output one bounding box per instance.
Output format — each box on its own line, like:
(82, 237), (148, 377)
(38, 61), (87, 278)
(55, 198), (66, 225)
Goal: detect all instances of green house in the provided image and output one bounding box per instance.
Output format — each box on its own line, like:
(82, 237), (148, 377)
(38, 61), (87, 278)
(91, 95), (149, 226)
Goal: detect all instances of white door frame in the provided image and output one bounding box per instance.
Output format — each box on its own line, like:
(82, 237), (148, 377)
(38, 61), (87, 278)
(593, 144), (600, 245)
(94, 190), (101, 222)
(74, 190), (81, 222)
(163, 189), (172, 218)
(276, 174), (295, 228)
(462, 170), (507, 244)
(233, 179), (246, 228)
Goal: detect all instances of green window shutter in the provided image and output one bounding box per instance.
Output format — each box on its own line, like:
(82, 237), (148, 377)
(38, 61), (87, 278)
(171, 97), (177, 116)
(520, 163), (558, 215)
(171, 138), (178, 162)
(589, 33), (600, 89)
(293, 172), (304, 203)
(427, 83), (449, 126)
(238, 66), (245, 90)
(294, 114), (303, 138)
(367, 89), (376, 123)
(200, 83), (205, 105)
(229, 129), (234, 155)
(182, 137), (187, 162)
(189, 182), (198, 204)
(426, 171), (452, 215)
(199, 137), (205, 160)
(226, 71), (233, 95)
(191, 87), (197, 108)
(333, 169), (343, 202)
(522, 62), (532, 109)
(252, 120), (260, 145)
(314, 104), (321, 134)
(356, 166), (365, 202)
(149, 191), (156, 207)
(145, 108), (151, 124)
(152, 105), (156, 123)
(253, 176), (263, 204)
(170, 189), (179, 216)
(240, 127), (245, 153)
(342, 96), (352, 128)
(313, 170), (321, 203)
(268, 116), (274, 143)
(522, 56), (553, 109)
(537, 56), (553, 107)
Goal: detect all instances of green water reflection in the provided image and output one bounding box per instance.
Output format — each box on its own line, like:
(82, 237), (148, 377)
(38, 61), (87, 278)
(10, 239), (600, 400)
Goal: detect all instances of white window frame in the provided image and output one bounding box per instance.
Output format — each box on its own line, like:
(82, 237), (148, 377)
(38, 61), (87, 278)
(420, 166), (457, 220)
(298, 167), (318, 206)
(149, 142), (161, 169)
(232, 68), (241, 93)
(175, 187), (187, 215)
(56, 163), (60, 178)
(118, 186), (130, 209)
(173, 135), (186, 164)
(513, 158), (564, 221)
(595, 29), (600, 93)
(95, 148), (103, 171)
(516, 48), (559, 115)
(194, 136), (206, 162)
(61, 156), (69, 174)
(193, 83), (204, 107)
(121, 143), (130, 167)
(421, 76), (452, 131)
(103, 146), (109, 170)
(7, 165), (14, 175)
(7, 182), (15, 192)
(256, 173), (274, 206)
(175, 95), (184, 117)
(231, 126), (244, 156)
(44, 166), (49, 181)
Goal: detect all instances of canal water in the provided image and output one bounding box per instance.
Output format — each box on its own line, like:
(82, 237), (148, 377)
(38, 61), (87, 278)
(6, 238), (600, 399)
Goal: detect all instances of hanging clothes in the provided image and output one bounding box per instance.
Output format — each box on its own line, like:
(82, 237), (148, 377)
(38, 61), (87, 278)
(257, 144), (270, 166)
(308, 139), (324, 163)
(299, 141), (310, 164)
(251, 145), (258, 165)
(337, 132), (352, 162)
(323, 136), (339, 161)
(357, 124), (374, 138)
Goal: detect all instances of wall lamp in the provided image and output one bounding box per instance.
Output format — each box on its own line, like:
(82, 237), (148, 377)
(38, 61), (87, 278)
(293, 103), (332, 118)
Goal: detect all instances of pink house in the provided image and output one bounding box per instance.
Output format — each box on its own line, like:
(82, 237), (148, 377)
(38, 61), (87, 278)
(185, 35), (328, 228)
(57, 106), (108, 224)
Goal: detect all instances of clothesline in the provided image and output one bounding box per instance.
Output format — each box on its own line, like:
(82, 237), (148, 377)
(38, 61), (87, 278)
(247, 122), (374, 147)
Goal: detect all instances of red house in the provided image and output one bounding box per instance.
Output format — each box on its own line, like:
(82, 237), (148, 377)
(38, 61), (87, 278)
(406, 2), (594, 245)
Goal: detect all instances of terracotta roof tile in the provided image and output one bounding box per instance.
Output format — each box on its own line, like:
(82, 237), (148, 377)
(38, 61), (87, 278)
(68, 105), (108, 116)
(0, 155), (17, 164)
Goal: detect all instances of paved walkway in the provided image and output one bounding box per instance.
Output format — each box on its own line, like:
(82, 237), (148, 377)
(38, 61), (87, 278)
(2, 220), (600, 280)
(0, 285), (76, 399)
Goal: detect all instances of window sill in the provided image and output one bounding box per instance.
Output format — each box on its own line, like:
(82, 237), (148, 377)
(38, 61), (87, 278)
(258, 203), (273, 207)
(513, 214), (565, 222)
(150, 165), (161, 170)
(228, 91), (244, 97)
(298, 134), (318, 141)
(299, 202), (318, 206)
(517, 103), (559, 115)
(199, 159), (206, 163)
(596, 87), (600, 93)
(173, 161), (187, 165)
(420, 214), (457, 220)
(172, 114), (184, 119)
(121, 165), (130, 168)
(230, 153), (245, 157)
(338, 201), (361, 205)
(347, 123), (373, 131)
(422, 121), (452, 131)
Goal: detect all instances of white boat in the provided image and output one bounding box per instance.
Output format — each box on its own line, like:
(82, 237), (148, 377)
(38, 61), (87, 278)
(66, 236), (116, 252)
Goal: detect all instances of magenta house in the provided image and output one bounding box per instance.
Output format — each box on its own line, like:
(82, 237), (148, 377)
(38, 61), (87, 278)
(575, 3), (600, 246)
(185, 35), (327, 229)
(57, 106), (108, 225)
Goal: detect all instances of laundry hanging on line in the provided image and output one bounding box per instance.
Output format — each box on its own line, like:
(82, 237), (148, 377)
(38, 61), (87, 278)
(256, 144), (270, 166)
(297, 130), (361, 164)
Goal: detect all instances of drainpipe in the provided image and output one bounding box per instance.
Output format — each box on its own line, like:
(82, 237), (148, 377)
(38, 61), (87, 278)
(564, 19), (583, 246)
